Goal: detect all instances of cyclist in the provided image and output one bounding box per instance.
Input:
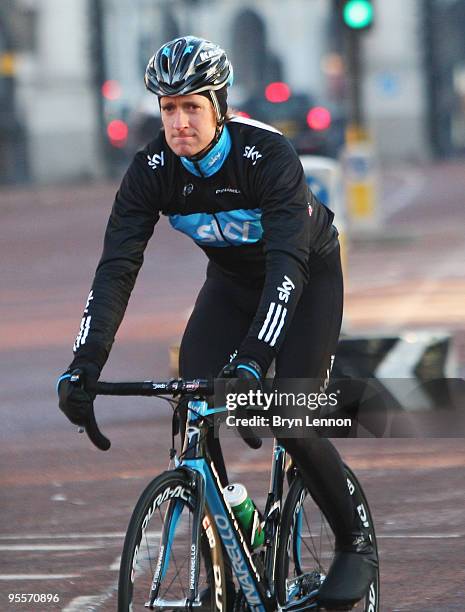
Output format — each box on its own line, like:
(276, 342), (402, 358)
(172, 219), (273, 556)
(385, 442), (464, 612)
(57, 36), (377, 609)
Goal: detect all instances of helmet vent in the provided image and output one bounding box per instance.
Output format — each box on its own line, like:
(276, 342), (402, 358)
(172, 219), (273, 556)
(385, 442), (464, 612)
(145, 36), (232, 97)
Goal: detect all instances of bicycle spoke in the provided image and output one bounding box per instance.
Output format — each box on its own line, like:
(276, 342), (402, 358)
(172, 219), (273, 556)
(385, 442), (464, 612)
(142, 530), (154, 577)
(162, 554), (189, 597)
(154, 507), (186, 599)
(301, 506), (327, 573)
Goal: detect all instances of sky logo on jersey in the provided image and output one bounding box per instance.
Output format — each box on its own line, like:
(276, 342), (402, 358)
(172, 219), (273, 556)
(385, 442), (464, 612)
(147, 151), (165, 170)
(169, 209), (263, 247)
(277, 275), (295, 303)
(243, 145), (262, 165)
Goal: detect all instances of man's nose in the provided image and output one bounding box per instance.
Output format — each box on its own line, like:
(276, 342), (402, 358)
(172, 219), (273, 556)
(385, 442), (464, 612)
(172, 108), (189, 130)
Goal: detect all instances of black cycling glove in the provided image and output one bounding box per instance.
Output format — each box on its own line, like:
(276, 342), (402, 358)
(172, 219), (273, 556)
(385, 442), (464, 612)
(219, 357), (262, 388)
(57, 361), (100, 427)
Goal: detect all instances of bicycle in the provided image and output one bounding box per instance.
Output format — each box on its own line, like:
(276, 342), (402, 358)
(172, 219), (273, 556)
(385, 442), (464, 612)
(85, 376), (380, 611)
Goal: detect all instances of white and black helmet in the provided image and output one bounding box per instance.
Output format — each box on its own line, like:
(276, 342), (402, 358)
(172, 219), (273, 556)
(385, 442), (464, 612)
(145, 36), (233, 97)
(145, 36), (233, 124)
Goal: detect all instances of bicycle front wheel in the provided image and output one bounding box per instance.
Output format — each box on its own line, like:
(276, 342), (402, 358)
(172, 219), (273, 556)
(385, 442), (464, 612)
(118, 469), (226, 611)
(276, 464), (380, 611)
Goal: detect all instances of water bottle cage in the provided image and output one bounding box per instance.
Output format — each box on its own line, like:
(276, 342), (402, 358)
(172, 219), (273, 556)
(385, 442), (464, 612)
(249, 508), (265, 549)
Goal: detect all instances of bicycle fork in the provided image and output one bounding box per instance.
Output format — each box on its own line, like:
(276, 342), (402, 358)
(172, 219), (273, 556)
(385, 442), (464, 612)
(147, 469), (205, 609)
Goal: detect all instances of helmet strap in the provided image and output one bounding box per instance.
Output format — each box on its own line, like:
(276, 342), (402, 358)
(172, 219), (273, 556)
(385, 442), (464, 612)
(208, 90), (222, 123)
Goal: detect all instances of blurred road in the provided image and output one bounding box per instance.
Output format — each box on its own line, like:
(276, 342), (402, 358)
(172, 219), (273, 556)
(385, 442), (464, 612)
(1, 160), (464, 610)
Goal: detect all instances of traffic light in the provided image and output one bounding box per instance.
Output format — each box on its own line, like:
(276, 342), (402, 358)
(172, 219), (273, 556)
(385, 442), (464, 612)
(341, 0), (374, 31)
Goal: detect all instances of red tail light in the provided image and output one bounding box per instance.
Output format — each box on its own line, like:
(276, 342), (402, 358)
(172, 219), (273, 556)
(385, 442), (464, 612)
(101, 80), (122, 101)
(265, 82), (291, 103)
(107, 120), (128, 147)
(307, 106), (332, 131)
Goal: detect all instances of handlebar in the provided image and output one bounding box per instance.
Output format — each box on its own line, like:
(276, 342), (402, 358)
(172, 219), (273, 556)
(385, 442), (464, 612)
(71, 375), (261, 452)
(96, 378), (214, 397)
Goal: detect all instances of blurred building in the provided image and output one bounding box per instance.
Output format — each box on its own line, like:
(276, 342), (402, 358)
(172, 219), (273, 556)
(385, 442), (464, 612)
(1, 0), (102, 184)
(0, 1), (28, 183)
(1, 0), (464, 184)
(424, 0), (465, 157)
(363, 0), (429, 160)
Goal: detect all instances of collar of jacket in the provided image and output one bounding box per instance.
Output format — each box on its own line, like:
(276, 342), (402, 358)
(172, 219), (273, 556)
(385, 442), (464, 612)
(180, 125), (231, 178)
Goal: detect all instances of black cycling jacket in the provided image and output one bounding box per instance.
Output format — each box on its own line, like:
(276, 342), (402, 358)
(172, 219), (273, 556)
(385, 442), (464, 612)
(72, 116), (339, 374)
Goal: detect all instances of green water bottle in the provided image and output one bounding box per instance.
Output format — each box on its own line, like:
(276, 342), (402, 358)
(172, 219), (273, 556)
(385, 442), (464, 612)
(223, 483), (264, 549)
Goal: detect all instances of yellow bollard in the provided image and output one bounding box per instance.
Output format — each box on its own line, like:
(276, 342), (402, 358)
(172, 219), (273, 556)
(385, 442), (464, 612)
(342, 125), (380, 234)
(0, 52), (15, 77)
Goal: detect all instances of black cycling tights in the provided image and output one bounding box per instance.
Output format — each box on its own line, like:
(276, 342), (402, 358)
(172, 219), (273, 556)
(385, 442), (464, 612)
(179, 246), (356, 545)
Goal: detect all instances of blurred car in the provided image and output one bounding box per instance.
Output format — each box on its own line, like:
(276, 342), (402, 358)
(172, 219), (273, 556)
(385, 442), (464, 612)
(237, 86), (346, 158)
(125, 99), (162, 156)
(102, 92), (162, 175)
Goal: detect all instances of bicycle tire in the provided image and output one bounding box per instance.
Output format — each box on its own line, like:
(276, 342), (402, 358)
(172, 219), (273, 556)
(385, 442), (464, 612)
(276, 464), (380, 611)
(118, 469), (227, 611)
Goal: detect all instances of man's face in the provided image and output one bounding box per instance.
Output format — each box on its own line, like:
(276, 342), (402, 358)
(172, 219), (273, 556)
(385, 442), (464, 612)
(160, 94), (217, 157)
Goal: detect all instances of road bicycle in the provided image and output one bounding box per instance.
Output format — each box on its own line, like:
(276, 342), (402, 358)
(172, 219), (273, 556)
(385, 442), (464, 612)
(87, 376), (380, 611)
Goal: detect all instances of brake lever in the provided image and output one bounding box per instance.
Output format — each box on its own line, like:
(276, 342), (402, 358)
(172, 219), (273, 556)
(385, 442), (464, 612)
(236, 405), (262, 449)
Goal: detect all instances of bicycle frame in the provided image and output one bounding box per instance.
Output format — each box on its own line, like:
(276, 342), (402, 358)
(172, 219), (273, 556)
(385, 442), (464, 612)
(150, 399), (285, 611)
(95, 378), (378, 612)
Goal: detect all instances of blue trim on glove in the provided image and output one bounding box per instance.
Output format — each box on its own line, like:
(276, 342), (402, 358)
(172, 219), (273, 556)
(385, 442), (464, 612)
(56, 373), (71, 393)
(237, 364), (260, 380)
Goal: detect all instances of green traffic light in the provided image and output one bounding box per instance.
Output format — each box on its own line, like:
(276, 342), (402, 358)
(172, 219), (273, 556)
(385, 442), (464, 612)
(343, 0), (373, 29)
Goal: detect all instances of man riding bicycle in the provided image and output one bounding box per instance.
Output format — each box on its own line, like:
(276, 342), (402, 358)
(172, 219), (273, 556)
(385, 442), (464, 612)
(57, 36), (377, 609)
